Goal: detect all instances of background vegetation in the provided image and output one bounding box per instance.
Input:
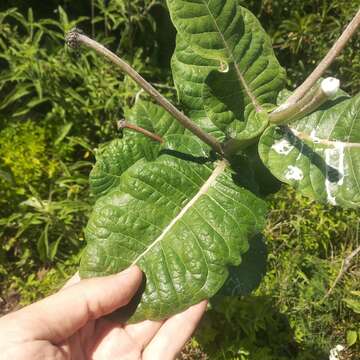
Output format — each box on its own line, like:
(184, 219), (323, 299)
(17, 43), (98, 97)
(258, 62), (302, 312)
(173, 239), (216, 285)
(0, 0), (359, 359)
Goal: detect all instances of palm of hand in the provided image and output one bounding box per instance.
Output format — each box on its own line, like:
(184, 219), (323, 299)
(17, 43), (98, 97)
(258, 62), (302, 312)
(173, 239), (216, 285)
(0, 267), (206, 360)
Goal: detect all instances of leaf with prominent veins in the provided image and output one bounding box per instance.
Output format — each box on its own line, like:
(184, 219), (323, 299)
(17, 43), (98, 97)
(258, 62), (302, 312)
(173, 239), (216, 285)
(131, 160), (228, 266)
(168, 0), (286, 145)
(171, 34), (223, 138)
(125, 99), (186, 138)
(89, 135), (159, 198)
(81, 134), (267, 321)
(89, 100), (184, 198)
(259, 93), (360, 208)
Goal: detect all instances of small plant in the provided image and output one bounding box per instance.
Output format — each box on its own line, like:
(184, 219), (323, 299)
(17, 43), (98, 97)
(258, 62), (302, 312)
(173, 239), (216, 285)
(66, 1), (360, 322)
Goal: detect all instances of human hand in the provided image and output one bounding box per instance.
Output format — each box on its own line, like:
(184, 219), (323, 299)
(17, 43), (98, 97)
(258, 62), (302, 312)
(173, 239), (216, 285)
(0, 266), (207, 359)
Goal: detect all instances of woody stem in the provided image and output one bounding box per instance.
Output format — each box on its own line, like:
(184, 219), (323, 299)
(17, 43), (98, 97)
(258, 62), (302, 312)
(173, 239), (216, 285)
(66, 30), (223, 155)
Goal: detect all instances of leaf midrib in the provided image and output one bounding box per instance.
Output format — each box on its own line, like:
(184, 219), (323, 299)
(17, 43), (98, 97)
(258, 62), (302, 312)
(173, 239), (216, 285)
(131, 160), (228, 265)
(289, 127), (360, 148)
(289, 95), (360, 148)
(202, 0), (261, 112)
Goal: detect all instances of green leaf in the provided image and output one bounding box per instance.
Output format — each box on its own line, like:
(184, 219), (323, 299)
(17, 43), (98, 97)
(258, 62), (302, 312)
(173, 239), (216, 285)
(49, 235), (63, 261)
(171, 34), (222, 137)
(227, 145), (281, 197)
(259, 93), (360, 208)
(343, 297), (360, 314)
(125, 99), (185, 137)
(222, 112), (269, 153)
(0, 169), (14, 185)
(243, 144), (282, 197)
(346, 330), (358, 347)
(168, 0), (286, 146)
(0, 84), (32, 110)
(89, 135), (158, 198)
(37, 223), (50, 262)
(90, 100), (183, 197)
(81, 135), (267, 322)
(217, 234), (267, 296)
(54, 122), (73, 146)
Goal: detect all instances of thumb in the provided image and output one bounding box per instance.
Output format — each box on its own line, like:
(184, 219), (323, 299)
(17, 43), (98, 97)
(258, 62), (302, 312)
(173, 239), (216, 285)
(18, 266), (143, 343)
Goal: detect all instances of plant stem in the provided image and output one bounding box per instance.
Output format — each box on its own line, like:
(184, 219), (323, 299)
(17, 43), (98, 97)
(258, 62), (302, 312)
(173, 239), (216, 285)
(285, 8), (360, 105)
(118, 120), (164, 143)
(65, 30), (223, 155)
(322, 245), (360, 301)
(270, 78), (340, 124)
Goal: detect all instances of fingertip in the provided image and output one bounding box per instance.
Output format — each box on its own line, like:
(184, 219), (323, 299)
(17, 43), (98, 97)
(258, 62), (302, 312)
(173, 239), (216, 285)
(142, 299), (208, 359)
(115, 266), (143, 286)
(70, 266), (144, 319)
(62, 272), (80, 289)
(118, 265), (143, 277)
(197, 299), (208, 312)
(173, 299), (208, 323)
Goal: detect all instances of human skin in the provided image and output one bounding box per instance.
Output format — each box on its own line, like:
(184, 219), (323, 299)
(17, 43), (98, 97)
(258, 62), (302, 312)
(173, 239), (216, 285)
(0, 266), (207, 360)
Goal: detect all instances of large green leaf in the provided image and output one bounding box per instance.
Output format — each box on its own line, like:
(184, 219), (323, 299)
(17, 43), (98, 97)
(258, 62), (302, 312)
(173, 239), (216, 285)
(171, 35), (218, 124)
(81, 134), (267, 321)
(168, 0), (286, 146)
(89, 100), (183, 197)
(89, 135), (157, 198)
(171, 34), (224, 139)
(259, 93), (360, 208)
(242, 144), (282, 197)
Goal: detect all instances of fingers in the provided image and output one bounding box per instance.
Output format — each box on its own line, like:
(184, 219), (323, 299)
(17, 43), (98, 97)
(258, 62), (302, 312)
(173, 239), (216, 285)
(124, 320), (163, 349)
(90, 319), (142, 360)
(62, 272), (80, 289)
(142, 300), (207, 360)
(18, 266), (143, 343)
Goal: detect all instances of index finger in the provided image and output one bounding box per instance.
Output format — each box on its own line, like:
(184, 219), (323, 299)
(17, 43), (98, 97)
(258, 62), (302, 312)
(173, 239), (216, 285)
(62, 272), (80, 289)
(142, 300), (208, 360)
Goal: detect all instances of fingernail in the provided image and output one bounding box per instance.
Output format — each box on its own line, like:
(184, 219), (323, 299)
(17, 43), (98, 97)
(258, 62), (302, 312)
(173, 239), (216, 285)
(118, 266), (139, 276)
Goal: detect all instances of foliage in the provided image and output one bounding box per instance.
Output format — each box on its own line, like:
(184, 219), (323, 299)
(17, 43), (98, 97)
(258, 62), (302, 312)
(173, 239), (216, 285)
(0, 0), (173, 298)
(6, 252), (81, 306)
(240, 0), (360, 95)
(259, 91), (360, 208)
(79, 0), (360, 324)
(0, 119), (91, 272)
(0, 121), (53, 188)
(0, 0), (359, 359)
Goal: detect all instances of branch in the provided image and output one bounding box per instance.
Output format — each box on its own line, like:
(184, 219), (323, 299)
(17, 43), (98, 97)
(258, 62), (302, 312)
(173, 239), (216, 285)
(270, 77), (340, 124)
(285, 8), (360, 106)
(118, 120), (164, 143)
(65, 30), (223, 155)
(322, 245), (360, 301)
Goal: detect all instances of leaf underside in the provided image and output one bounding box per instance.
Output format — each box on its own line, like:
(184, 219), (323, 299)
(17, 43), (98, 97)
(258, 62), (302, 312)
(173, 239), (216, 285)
(259, 93), (360, 208)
